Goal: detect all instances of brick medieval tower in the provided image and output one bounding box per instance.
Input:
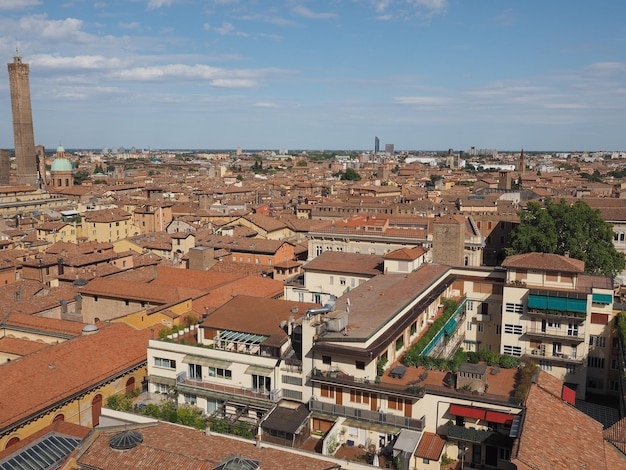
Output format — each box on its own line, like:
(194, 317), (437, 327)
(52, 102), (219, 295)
(8, 50), (38, 187)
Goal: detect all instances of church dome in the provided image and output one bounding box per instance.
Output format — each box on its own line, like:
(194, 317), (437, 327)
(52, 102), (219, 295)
(51, 158), (73, 172)
(56, 145), (65, 153)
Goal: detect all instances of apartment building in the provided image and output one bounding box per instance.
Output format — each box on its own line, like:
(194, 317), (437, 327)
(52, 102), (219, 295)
(144, 253), (620, 468)
(82, 208), (138, 243)
(284, 251), (384, 304)
(146, 296), (318, 439)
(306, 214), (483, 267)
(499, 252), (615, 399)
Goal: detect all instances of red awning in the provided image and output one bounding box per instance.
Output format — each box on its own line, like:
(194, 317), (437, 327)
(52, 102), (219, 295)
(485, 410), (515, 425)
(449, 404), (486, 420)
(561, 385), (576, 406)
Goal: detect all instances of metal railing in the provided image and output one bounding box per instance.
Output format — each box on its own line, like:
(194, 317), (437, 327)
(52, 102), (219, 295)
(310, 399), (424, 431)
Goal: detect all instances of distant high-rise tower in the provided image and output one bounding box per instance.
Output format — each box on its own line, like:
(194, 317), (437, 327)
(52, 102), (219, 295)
(374, 136), (380, 154)
(8, 51), (38, 187)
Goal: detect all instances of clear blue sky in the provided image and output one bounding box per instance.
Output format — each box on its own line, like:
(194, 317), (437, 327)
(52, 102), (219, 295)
(0, 0), (625, 152)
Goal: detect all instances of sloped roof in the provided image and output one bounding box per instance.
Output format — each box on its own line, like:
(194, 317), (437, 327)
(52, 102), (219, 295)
(501, 252), (585, 273)
(511, 370), (616, 470)
(71, 421), (338, 469)
(0, 323), (149, 433)
(414, 432), (445, 461)
(303, 251), (383, 276)
(202, 296), (317, 348)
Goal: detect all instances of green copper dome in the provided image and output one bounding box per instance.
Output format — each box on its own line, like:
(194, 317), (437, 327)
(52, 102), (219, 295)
(51, 158), (73, 172)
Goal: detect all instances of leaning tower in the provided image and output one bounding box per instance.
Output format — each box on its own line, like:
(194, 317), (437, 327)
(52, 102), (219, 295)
(8, 51), (38, 187)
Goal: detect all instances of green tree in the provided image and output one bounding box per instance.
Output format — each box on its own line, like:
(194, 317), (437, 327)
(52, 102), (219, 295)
(73, 170), (91, 185)
(339, 168), (361, 181)
(507, 198), (625, 278)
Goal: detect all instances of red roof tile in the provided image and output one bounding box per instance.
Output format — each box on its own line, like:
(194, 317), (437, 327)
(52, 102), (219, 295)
(415, 432), (445, 461)
(0, 323), (149, 432)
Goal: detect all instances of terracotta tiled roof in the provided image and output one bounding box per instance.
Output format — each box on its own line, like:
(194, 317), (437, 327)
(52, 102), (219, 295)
(0, 336), (50, 356)
(242, 213), (288, 232)
(83, 208), (132, 223)
(14, 288), (88, 319)
(70, 420), (341, 469)
(191, 276), (284, 314)
(414, 432), (445, 461)
(0, 323), (150, 433)
(149, 266), (244, 291)
(2, 311), (85, 336)
(383, 246), (427, 261)
(303, 251), (383, 276)
(512, 370), (614, 470)
(80, 278), (204, 304)
(501, 252), (585, 273)
(202, 295), (317, 348)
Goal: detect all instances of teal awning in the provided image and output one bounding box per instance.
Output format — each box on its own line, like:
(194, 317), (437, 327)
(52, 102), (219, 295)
(528, 294), (587, 314)
(444, 318), (457, 335)
(528, 294), (547, 309)
(592, 293), (612, 304)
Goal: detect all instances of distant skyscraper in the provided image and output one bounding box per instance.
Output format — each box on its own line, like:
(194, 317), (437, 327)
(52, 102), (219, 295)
(374, 136), (380, 154)
(385, 143), (394, 154)
(8, 51), (38, 187)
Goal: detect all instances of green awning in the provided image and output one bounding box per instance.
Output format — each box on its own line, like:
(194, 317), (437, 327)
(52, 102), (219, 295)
(592, 293), (612, 304)
(244, 365), (273, 376)
(528, 294), (548, 309)
(182, 355), (232, 369)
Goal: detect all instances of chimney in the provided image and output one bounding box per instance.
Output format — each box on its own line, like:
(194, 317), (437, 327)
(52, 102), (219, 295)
(60, 299), (68, 315)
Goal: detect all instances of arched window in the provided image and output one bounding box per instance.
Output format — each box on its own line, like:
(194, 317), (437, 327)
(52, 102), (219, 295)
(125, 377), (136, 394)
(5, 436), (20, 449)
(53, 413), (65, 423)
(91, 394), (103, 427)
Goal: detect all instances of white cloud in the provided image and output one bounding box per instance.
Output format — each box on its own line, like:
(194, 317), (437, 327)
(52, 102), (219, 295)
(203, 23), (211, 31)
(372, 0), (393, 13)
(212, 22), (249, 37)
(19, 14), (93, 43)
(393, 96), (451, 106)
(254, 101), (278, 108)
(216, 22), (235, 35)
(109, 63), (265, 88)
(211, 79), (255, 88)
(0, 0), (40, 10)
(292, 5), (335, 19)
(120, 22), (140, 30)
(30, 54), (127, 69)
(411, 0), (447, 11)
(147, 0), (176, 9)
(584, 62), (626, 76)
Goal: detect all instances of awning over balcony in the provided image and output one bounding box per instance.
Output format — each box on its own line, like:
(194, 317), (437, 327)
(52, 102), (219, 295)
(147, 375), (176, 386)
(450, 404), (485, 420)
(528, 293), (587, 313)
(485, 410), (515, 425)
(182, 355), (232, 369)
(592, 293), (612, 304)
(245, 365), (273, 376)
